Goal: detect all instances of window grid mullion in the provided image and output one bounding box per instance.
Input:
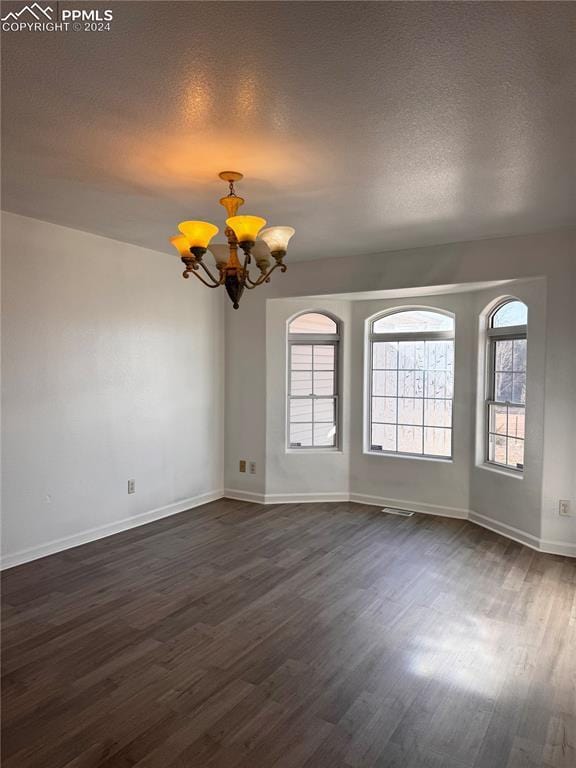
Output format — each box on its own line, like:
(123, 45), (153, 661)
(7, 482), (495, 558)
(310, 343), (315, 446)
(485, 306), (527, 469)
(288, 330), (339, 450)
(422, 343), (426, 454)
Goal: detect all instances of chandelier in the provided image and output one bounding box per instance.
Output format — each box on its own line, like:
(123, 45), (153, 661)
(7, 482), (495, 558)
(169, 171), (295, 309)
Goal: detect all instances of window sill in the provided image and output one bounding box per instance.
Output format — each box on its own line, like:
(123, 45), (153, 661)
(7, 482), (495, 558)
(479, 462), (524, 480)
(363, 450), (453, 464)
(285, 448), (343, 455)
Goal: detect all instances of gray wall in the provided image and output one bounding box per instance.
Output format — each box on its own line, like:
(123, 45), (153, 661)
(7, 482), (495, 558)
(2, 212), (225, 565)
(225, 229), (576, 552)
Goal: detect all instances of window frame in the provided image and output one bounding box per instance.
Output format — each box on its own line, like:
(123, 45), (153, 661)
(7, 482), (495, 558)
(484, 302), (527, 473)
(366, 307), (455, 461)
(287, 313), (341, 451)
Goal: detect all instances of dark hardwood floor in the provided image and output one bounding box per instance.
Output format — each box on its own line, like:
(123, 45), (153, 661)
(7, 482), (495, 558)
(2, 499), (575, 767)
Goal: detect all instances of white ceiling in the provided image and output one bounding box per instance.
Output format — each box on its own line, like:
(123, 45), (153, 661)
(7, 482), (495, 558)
(2, 1), (575, 261)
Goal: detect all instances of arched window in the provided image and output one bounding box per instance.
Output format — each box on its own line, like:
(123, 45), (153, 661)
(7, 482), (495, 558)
(486, 299), (528, 470)
(368, 308), (455, 458)
(288, 312), (340, 449)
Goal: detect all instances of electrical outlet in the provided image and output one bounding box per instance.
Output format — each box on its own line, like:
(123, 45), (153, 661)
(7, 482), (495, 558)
(249, 461), (256, 475)
(559, 500), (571, 517)
(239, 460), (246, 473)
(128, 479), (136, 494)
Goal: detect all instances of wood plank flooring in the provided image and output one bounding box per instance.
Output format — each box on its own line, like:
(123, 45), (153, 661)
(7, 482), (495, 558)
(2, 499), (575, 768)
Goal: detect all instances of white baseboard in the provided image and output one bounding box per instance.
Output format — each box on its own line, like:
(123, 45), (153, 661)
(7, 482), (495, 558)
(224, 489), (350, 504)
(225, 490), (575, 557)
(350, 493), (470, 520)
(4, 489), (574, 569)
(468, 511), (541, 550)
(469, 511), (576, 557)
(537, 538), (576, 558)
(1, 489), (224, 570)
(265, 491), (350, 504)
(223, 488), (267, 504)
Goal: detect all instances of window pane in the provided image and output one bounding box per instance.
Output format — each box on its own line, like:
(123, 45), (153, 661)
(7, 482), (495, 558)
(313, 371), (334, 396)
(424, 399), (452, 427)
(288, 325), (340, 450)
(370, 336), (453, 459)
(398, 370), (424, 397)
(508, 438), (524, 469)
(512, 373), (526, 404)
(488, 434), (507, 464)
(291, 371), (312, 396)
(398, 399), (423, 426)
(491, 301), (528, 328)
(373, 310), (454, 334)
(399, 341), (425, 370)
(508, 406), (525, 439)
(495, 340), (513, 372)
(373, 370), (397, 397)
(512, 339), (526, 372)
(426, 341), (453, 372)
(289, 313), (337, 334)
(313, 345), (334, 371)
(315, 399), (335, 423)
(290, 400), (312, 423)
(398, 425), (423, 454)
(291, 345), (312, 370)
(290, 423), (312, 447)
(371, 424), (396, 452)
(372, 397), (396, 423)
(314, 423), (336, 447)
(495, 372), (513, 402)
(426, 371), (453, 399)
(487, 404), (525, 469)
(489, 403), (507, 435)
(424, 427), (451, 457)
(373, 342), (398, 369)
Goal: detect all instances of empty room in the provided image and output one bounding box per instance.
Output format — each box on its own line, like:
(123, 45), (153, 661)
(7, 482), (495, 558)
(1, 1), (575, 766)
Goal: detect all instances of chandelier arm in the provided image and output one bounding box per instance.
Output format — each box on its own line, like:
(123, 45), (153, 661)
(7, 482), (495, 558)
(188, 270), (222, 289)
(198, 261), (224, 286)
(237, 250), (257, 288)
(251, 260), (287, 286)
(242, 272), (258, 289)
(244, 270), (260, 287)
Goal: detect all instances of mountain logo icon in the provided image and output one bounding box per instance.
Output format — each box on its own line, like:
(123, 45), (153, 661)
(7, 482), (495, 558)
(1, 3), (53, 21)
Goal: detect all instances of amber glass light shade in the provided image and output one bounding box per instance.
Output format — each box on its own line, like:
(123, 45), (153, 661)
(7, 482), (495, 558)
(208, 244), (230, 267)
(170, 235), (192, 257)
(259, 226), (295, 255)
(178, 220), (219, 248)
(219, 194), (245, 218)
(226, 215), (266, 244)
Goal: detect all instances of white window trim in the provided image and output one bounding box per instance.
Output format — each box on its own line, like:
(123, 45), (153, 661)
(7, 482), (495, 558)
(484, 312), (527, 474)
(366, 309), (455, 461)
(286, 317), (341, 452)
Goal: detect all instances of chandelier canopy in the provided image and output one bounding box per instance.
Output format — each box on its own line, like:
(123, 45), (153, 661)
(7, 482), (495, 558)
(169, 172), (294, 309)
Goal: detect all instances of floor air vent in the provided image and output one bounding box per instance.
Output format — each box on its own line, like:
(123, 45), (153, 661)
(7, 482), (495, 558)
(382, 507), (415, 517)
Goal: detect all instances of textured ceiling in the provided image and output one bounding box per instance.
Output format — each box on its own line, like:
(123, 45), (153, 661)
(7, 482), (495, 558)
(2, 1), (575, 261)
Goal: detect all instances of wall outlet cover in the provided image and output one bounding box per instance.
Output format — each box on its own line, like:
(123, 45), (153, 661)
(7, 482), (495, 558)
(128, 479), (136, 494)
(239, 460), (246, 473)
